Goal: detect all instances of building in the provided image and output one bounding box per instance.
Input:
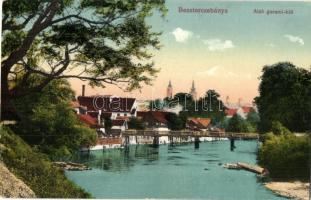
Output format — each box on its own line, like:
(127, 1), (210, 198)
(137, 111), (170, 131)
(225, 106), (255, 119)
(189, 80), (197, 100)
(77, 95), (137, 120)
(186, 117), (211, 131)
(167, 80), (173, 99)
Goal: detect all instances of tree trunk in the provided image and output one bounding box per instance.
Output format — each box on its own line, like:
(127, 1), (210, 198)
(1, 67), (15, 120)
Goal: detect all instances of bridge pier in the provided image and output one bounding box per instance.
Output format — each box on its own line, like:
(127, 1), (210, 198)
(169, 136), (174, 146)
(230, 138), (236, 151)
(124, 136), (130, 147)
(194, 137), (200, 149)
(152, 136), (159, 148)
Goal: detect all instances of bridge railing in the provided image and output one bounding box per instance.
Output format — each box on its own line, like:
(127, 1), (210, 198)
(122, 130), (258, 139)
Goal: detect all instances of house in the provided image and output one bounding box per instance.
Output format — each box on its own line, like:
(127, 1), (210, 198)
(186, 117), (211, 131)
(225, 106), (255, 119)
(77, 113), (106, 135)
(111, 119), (128, 132)
(225, 108), (238, 118)
(137, 111), (170, 131)
(77, 95), (137, 119)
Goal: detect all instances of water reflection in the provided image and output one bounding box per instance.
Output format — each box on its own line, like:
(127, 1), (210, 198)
(72, 145), (159, 172)
(66, 141), (288, 199)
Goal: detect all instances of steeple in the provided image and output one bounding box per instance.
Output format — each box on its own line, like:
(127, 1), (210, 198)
(167, 80), (173, 99)
(191, 80), (195, 90)
(168, 80), (172, 87)
(190, 80), (197, 100)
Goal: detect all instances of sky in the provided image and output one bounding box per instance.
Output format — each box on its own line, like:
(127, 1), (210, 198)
(71, 1), (311, 104)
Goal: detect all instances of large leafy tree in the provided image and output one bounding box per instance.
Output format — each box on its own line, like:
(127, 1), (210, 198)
(1, 0), (166, 119)
(13, 78), (97, 158)
(255, 62), (311, 132)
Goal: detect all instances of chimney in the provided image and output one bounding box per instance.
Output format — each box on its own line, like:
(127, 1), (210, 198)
(82, 85), (85, 97)
(98, 110), (102, 125)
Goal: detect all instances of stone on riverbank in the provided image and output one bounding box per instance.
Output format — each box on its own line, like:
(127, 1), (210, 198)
(53, 162), (91, 171)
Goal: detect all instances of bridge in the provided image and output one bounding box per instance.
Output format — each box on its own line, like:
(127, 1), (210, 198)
(122, 130), (259, 150)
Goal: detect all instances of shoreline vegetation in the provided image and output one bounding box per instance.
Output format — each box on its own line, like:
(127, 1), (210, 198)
(0, 126), (92, 198)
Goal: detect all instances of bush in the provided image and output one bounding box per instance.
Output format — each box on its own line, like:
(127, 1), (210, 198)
(0, 126), (91, 198)
(258, 133), (311, 180)
(226, 114), (255, 133)
(271, 121), (291, 135)
(128, 117), (145, 130)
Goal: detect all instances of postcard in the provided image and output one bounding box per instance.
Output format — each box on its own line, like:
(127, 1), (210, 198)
(0, 0), (310, 199)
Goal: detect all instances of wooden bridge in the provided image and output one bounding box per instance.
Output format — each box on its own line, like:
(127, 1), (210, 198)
(122, 130), (259, 140)
(122, 130), (259, 150)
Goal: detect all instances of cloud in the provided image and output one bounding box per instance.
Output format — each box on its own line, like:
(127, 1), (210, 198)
(196, 66), (251, 79)
(197, 66), (220, 76)
(284, 34), (304, 46)
(171, 27), (193, 43)
(203, 39), (234, 51)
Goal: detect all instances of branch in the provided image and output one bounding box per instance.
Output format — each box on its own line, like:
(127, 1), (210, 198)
(1, 0), (60, 72)
(2, 13), (36, 31)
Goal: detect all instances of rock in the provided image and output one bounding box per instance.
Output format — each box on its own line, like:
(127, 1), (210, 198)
(0, 163), (36, 198)
(53, 162), (91, 171)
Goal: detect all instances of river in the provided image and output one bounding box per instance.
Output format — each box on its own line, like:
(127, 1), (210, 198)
(66, 140), (288, 199)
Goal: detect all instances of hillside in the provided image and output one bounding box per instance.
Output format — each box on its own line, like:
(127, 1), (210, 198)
(0, 126), (91, 198)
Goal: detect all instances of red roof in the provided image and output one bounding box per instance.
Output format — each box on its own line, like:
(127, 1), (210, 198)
(137, 111), (168, 124)
(70, 101), (80, 108)
(78, 114), (100, 128)
(225, 108), (237, 116)
(77, 96), (136, 113)
(187, 118), (211, 130)
(242, 106), (254, 114)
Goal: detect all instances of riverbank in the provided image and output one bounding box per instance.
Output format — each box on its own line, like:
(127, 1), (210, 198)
(264, 181), (309, 200)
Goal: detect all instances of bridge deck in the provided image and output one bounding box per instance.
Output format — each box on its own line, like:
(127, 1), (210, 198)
(122, 130), (259, 140)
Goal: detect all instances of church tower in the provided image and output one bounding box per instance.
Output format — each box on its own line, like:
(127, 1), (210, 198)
(190, 80), (197, 100)
(167, 80), (173, 99)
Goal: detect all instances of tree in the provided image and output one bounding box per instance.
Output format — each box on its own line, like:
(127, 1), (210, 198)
(226, 114), (253, 133)
(128, 117), (145, 130)
(271, 121), (291, 135)
(255, 62), (311, 132)
(12, 79), (97, 158)
(104, 117), (112, 133)
(149, 99), (164, 111)
(258, 133), (310, 180)
(1, 0), (167, 119)
(246, 110), (260, 131)
(198, 90), (226, 124)
(165, 112), (185, 130)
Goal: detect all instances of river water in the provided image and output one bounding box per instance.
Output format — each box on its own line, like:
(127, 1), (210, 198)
(66, 140), (288, 199)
